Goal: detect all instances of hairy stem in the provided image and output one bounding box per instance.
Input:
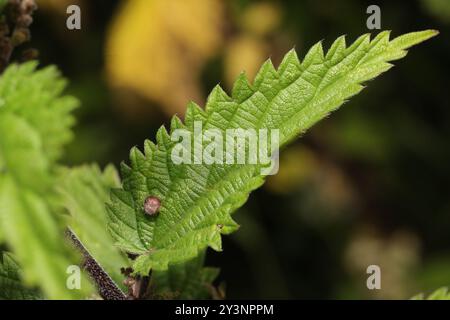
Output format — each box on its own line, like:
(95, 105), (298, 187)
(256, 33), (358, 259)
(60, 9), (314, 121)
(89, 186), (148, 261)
(65, 228), (127, 300)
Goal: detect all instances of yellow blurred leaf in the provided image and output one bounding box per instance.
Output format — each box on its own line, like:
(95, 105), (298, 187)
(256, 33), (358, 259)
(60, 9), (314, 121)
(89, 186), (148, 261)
(224, 2), (285, 89)
(106, 0), (224, 116)
(224, 36), (268, 89)
(240, 2), (282, 36)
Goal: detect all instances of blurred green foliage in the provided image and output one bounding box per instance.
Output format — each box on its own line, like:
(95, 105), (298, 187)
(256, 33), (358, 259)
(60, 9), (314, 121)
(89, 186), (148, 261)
(28, 0), (449, 299)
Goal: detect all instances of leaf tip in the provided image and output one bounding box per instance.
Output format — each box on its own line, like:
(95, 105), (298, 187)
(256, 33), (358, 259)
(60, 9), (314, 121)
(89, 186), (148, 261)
(391, 29), (439, 50)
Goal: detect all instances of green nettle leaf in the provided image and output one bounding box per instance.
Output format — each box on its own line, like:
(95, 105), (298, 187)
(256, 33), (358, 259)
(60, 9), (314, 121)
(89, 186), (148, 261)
(152, 250), (219, 299)
(56, 164), (129, 290)
(107, 30), (438, 275)
(0, 62), (77, 162)
(0, 62), (89, 299)
(411, 287), (450, 300)
(0, 252), (43, 300)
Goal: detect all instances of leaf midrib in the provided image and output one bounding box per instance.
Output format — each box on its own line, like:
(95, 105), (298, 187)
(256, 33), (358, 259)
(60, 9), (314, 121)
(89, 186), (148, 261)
(149, 37), (383, 248)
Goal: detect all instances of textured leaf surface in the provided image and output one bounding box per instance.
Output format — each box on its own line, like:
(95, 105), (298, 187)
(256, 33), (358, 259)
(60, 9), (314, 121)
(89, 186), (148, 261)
(0, 252), (43, 300)
(0, 62), (77, 162)
(57, 164), (129, 290)
(152, 250), (219, 299)
(0, 62), (88, 299)
(107, 31), (438, 275)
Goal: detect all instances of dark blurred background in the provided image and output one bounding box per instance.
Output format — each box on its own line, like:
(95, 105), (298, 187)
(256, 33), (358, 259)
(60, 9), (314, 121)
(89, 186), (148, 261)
(30, 0), (449, 299)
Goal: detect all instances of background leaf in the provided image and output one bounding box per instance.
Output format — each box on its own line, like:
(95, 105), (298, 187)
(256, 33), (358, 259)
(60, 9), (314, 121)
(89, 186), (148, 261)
(0, 252), (43, 300)
(106, 0), (224, 116)
(0, 62), (90, 299)
(57, 164), (129, 291)
(152, 250), (219, 299)
(411, 287), (450, 300)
